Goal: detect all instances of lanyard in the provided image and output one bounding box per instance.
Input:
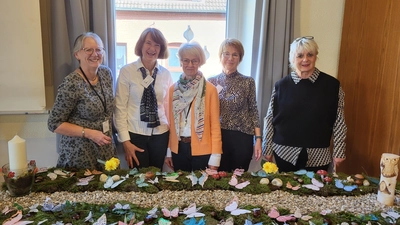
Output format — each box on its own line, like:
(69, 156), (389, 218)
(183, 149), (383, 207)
(80, 67), (107, 115)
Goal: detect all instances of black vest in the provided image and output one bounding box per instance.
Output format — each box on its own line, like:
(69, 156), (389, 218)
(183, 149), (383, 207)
(272, 72), (340, 148)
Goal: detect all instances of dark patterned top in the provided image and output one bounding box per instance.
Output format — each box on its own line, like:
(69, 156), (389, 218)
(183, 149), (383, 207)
(262, 68), (347, 167)
(48, 65), (117, 170)
(208, 71), (260, 135)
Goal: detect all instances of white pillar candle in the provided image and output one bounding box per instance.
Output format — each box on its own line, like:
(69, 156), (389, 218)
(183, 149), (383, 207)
(8, 135), (28, 175)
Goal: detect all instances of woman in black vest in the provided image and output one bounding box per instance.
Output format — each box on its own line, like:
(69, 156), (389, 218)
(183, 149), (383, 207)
(262, 36), (347, 173)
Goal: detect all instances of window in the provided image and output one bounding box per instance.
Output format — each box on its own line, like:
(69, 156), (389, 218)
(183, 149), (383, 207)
(115, 0), (227, 82)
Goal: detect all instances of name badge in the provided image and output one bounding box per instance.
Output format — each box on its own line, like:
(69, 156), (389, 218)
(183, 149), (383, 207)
(141, 75), (154, 88)
(102, 120), (110, 133)
(216, 84), (223, 93)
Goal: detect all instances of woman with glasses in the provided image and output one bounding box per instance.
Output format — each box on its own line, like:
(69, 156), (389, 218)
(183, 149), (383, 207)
(48, 32), (117, 170)
(208, 38), (262, 172)
(262, 36), (347, 173)
(164, 41), (222, 172)
(114, 28), (173, 170)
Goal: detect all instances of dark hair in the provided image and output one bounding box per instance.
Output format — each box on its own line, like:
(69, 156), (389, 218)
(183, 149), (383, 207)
(134, 28), (169, 59)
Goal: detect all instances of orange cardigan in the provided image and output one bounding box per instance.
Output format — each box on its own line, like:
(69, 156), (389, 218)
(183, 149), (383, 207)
(168, 81), (222, 156)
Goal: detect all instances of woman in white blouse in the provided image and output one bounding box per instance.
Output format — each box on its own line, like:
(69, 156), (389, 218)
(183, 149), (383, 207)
(114, 28), (173, 170)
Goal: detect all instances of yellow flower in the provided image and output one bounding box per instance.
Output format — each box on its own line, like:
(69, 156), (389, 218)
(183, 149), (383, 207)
(262, 162), (278, 174)
(104, 157), (120, 171)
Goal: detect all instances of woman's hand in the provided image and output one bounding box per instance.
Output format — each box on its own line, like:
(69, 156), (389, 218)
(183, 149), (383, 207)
(253, 139), (262, 161)
(264, 155), (274, 162)
(122, 141), (145, 168)
(164, 157), (174, 170)
(86, 129), (111, 146)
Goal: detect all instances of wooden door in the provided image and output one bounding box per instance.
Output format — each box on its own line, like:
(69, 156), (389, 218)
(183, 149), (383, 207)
(337, 0), (400, 178)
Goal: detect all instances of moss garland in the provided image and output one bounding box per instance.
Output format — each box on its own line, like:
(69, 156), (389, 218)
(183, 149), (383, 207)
(0, 167), (398, 225)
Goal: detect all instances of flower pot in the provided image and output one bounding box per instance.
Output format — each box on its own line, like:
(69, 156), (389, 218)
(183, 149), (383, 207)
(2, 160), (36, 197)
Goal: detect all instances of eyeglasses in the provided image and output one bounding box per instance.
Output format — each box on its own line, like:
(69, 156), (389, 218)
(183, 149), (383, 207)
(294, 36), (314, 42)
(80, 47), (104, 55)
(222, 52), (240, 59)
(182, 58), (200, 66)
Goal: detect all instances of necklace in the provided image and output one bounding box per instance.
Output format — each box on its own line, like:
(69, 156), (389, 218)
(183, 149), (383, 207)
(90, 75), (98, 82)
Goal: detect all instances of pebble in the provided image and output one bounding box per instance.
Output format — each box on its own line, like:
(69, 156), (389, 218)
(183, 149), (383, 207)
(0, 190), (398, 216)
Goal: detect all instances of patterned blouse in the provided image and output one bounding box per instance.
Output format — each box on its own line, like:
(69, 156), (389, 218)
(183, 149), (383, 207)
(48, 65), (117, 170)
(262, 68), (347, 167)
(208, 71), (260, 135)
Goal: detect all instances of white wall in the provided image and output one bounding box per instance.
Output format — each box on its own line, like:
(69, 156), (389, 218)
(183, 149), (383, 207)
(0, 1), (345, 181)
(294, 0), (345, 78)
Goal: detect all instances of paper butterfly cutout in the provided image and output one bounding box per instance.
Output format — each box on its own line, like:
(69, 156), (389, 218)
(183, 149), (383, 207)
(294, 169), (315, 178)
(77, 175), (95, 186)
(84, 211), (94, 223)
(117, 214), (144, 225)
(113, 203), (130, 211)
(302, 178), (324, 191)
(267, 207), (296, 223)
(164, 173), (180, 182)
(93, 213), (107, 225)
(135, 174), (149, 187)
(293, 209), (313, 221)
(42, 197), (64, 212)
(381, 210), (400, 223)
(156, 171), (167, 176)
(251, 170), (267, 177)
(205, 168), (218, 175)
(28, 204), (39, 213)
(162, 207), (179, 218)
(104, 174), (127, 189)
(2, 206), (14, 215)
(84, 169), (102, 176)
(129, 168), (139, 175)
(335, 179), (358, 192)
(233, 168), (245, 176)
(148, 176), (159, 184)
(146, 206), (159, 219)
(186, 171), (208, 187)
(158, 218), (172, 225)
(224, 196), (251, 216)
(183, 217), (205, 225)
(286, 181), (300, 191)
(244, 219), (262, 225)
(37, 219), (48, 225)
(228, 175), (250, 189)
(181, 203), (205, 218)
(2, 210), (34, 225)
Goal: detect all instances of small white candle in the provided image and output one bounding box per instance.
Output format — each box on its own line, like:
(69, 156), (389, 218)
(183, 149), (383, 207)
(8, 135), (28, 175)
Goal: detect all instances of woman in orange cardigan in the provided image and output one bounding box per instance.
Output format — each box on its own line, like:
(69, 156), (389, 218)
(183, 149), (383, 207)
(164, 41), (222, 172)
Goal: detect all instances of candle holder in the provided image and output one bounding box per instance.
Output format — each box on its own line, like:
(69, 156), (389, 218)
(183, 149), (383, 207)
(2, 160), (36, 197)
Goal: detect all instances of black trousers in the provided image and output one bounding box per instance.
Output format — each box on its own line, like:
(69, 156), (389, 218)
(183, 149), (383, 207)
(128, 131), (169, 170)
(171, 141), (210, 172)
(219, 129), (253, 172)
(273, 148), (329, 173)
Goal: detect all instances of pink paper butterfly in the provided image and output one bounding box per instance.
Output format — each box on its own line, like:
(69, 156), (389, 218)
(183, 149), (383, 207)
(229, 175), (250, 189)
(162, 207), (179, 218)
(268, 207), (296, 223)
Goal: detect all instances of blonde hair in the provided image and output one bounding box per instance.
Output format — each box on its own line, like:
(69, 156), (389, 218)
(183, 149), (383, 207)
(289, 37), (319, 71)
(178, 41), (206, 66)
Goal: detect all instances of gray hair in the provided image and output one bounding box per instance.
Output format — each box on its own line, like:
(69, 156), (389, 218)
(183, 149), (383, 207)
(289, 36), (318, 71)
(178, 41), (206, 67)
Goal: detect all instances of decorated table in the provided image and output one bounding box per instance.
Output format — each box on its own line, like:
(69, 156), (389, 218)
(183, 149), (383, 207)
(1, 158), (400, 225)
